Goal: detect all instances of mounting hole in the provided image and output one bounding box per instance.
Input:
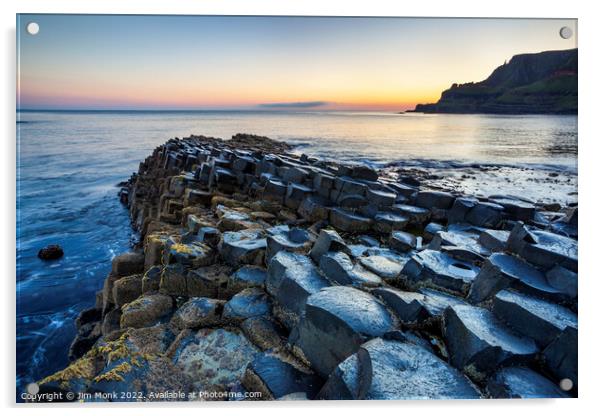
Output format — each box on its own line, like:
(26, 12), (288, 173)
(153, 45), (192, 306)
(559, 378), (573, 391)
(559, 26), (573, 40)
(26, 22), (40, 35)
(26, 382), (40, 395)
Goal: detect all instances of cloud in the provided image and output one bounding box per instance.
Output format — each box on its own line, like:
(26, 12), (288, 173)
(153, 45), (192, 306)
(258, 101), (329, 109)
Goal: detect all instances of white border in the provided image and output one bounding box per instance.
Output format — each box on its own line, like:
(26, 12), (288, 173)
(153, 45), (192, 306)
(2, 1), (601, 414)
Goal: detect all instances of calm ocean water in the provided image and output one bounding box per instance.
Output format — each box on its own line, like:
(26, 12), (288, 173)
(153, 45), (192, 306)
(15, 110), (577, 393)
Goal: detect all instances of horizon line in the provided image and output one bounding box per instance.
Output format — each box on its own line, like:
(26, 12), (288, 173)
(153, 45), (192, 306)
(16, 107), (408, 113)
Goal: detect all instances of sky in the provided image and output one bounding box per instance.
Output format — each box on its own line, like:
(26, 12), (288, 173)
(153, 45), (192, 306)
(17, 15), (577, 111)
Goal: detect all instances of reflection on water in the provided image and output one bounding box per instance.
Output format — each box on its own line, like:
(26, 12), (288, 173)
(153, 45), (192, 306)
(15, 110), (577, 395)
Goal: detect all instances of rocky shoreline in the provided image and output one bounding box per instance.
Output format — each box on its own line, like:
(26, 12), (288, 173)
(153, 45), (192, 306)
(36, 133), (578, 401)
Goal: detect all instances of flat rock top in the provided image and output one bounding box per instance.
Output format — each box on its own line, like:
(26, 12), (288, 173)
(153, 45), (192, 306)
(531, 230), (578, 260)
(415, 249), (479, 282)
(488, 253), (558, 292)
(448, 304), (538, 355)
(306, 286), (393, 337)
(173, 328), (260, 390)
(488, 367), (568, 398)
(495, 290), (577, 331)
(232, 266), (267, 284)
(342, 338), (481, 400)
(393, 204), (430, 214)
(435, 231), (490, 256)
(419, 288), (468, 316)
(273, 252), (329, 291)
(359, 255), (403, 279)
(223, 229), (265, 243)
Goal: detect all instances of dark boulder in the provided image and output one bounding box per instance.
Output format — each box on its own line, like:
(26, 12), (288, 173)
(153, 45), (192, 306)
(38, 244), (64, 260)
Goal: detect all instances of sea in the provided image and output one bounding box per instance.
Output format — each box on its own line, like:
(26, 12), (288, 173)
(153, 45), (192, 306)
(15, 110), (578, 396)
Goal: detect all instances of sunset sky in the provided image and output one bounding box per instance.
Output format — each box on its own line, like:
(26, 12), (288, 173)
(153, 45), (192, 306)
(17, 15), (577, 111)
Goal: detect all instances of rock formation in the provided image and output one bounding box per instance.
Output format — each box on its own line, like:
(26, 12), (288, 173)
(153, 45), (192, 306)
(36, 133), (578, 401)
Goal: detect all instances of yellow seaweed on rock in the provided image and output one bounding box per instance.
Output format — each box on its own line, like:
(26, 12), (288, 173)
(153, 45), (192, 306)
(93, 361), (133, 383)
(170, 243), (193, 255)
(38, 355), (98, 390)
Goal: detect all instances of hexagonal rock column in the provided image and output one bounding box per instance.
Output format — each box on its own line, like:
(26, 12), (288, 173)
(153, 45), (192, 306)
(492, 289), (577, 348)
(467, 253), (564, 303)
(329, 208), (372, 233)
(290, 286), (394, 378)
(519, 229), (578, 273)
(392, 204), (431, 225)
(309, 228), (349, 263)
(222, 288), (272, 322)
(297, 195), (331, 222)
(219, 229), (267, 267)
(359, 255), (404, 281)
(389, 231), (417, 253)
(225, 266), (267, 296)
(401, 249), (479, 296)
(242, 353), (322, 400)
(373, 287), (466, 327)
(266, 252), (330, 329)
(542, 326), (578, 393)
(265, 227), (313, 263)
(372, 212), (409, 233)
(170, 297), (224, 330)
(319, 251), (382, 287)
(487, 367), (569, 398)
(120, 293), (174, 329)
(443, 304), (538, 381)
(318, 338), (481, 400)
(415, 191), (455, 210)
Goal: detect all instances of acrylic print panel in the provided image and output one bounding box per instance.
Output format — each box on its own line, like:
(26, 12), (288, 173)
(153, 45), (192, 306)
(16, 14), (577, 403)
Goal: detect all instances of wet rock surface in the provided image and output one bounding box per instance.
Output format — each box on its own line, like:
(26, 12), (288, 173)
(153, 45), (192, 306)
(36, 133), (577, 401)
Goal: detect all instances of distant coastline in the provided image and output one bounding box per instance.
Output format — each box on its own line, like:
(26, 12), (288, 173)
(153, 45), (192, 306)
(411, 49), (577, 115)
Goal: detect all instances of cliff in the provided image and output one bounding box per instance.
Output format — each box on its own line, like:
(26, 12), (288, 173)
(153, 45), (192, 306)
(413, 48), (577, 115)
